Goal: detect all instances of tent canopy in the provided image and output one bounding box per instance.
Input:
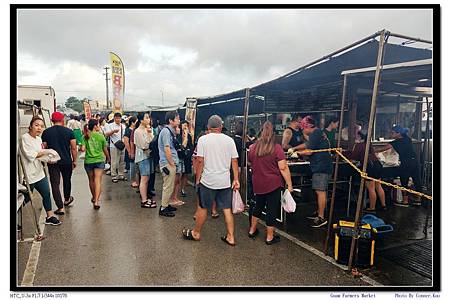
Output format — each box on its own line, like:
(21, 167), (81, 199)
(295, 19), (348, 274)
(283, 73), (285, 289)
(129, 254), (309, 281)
(189, 36), (432, 127)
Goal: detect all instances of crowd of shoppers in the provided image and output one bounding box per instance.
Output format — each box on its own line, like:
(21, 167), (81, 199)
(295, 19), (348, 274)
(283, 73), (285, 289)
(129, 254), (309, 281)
(18, 109), (424, 246)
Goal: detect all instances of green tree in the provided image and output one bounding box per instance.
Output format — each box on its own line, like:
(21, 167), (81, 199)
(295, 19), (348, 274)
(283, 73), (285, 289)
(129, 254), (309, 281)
(65, 96), (83, 113)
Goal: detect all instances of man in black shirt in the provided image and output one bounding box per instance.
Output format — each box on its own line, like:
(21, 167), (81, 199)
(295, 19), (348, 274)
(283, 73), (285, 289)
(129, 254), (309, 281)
(42, 112), (78, 215)
(282, 114), (304, 151)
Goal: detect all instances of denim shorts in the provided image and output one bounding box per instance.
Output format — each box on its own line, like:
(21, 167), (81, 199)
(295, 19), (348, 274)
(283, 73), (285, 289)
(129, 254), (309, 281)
(197, 183), (232, 210)
(312, 173), (330, 191)
(84, 162), (105, 172)
(137, 158), (153, 176)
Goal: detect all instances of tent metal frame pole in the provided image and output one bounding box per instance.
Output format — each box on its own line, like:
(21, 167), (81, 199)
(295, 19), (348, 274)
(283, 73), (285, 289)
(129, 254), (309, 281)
(323, 74), (348, 255)
(388, 32), (432, 44)
(423, 97), (431, 189)
(347, 30), (387, 271)
(241, 88), (250, 203)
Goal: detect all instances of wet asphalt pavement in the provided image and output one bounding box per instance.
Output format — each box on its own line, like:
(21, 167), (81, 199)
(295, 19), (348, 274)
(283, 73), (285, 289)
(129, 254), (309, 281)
(16, 161), (371, 287)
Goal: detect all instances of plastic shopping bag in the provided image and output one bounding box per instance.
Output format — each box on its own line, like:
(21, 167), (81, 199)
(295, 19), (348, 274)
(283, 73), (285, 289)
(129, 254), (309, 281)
(232, 190), (245, 214)
(37, 149), (61, 164)
(281, 189), (296, 213)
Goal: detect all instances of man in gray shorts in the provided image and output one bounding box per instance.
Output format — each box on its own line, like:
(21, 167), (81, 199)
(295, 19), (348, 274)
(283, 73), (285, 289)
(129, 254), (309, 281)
(297, 116), (333, 228)
(182, 115), (240, 245)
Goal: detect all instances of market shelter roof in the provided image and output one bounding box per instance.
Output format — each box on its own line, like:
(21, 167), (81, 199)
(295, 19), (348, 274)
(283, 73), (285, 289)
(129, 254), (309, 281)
(189, 32), (431, 116)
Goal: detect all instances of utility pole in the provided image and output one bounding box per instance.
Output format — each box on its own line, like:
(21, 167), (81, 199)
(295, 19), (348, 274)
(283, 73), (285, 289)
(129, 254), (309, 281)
(103, 66), (110, 110)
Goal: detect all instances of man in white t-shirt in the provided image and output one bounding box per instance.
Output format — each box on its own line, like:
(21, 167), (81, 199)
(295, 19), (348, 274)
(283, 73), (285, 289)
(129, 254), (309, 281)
(104, 112), (127, 182)
(181, 115), (240, 246)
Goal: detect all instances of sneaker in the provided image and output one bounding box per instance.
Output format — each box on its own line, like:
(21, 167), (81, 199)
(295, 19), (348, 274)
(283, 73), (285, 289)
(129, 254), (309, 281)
(45, 216), (61, 226)
(306, 211), (318, 220)
(310, 217), (327, 228)
(180, 190), (187, 197)
(167, 205), (177, 212)
(159, 207), (175, 217)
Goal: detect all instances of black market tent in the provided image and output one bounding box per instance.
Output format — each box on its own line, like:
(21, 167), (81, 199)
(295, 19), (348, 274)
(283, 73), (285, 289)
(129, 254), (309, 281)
(188, 36), (431, 129)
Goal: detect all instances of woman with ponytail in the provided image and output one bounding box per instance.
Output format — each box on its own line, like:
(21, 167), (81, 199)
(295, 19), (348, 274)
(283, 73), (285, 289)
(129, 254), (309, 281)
(80, 119), (110, 209)
(375, 124), (422, 207)
(247, 121), (293, 245)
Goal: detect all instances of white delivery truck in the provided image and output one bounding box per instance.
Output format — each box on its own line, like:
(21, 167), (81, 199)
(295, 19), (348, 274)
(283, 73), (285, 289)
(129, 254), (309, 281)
(17, 85), (56, 135)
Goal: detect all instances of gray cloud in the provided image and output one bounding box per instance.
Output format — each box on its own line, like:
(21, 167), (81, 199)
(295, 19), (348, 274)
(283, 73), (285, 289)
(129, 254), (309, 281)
(17, 8), (432, 106)
(18, 70), (35, 77)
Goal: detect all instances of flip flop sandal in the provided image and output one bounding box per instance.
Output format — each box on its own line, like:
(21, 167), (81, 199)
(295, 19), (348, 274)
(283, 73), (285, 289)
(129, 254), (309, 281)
(351, 268), (363, 278)
(141, 201), (152, 208)
(248, 228), (259, 239)
(265, 235), (281, 245)
(64, 196), (74, 206)
(211, 213), (220, 219)
(221, 236), (236, 246)
(182, 229), (200, 241)
(150, 200), (157, 208)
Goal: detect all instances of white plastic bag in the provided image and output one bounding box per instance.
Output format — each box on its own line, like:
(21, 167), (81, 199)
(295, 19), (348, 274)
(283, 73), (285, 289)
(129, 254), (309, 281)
(281, 189), (296, 213)
(37, 149), (61, 164)
(232, 190), (245, 214)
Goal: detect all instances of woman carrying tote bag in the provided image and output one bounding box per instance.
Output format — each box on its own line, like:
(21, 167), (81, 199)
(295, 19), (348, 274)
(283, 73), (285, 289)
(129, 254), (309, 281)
(20, 116), (61, 225)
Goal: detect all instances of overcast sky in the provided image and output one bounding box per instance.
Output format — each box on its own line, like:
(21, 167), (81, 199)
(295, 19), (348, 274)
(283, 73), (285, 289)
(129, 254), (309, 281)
(17, 8), (432, 108)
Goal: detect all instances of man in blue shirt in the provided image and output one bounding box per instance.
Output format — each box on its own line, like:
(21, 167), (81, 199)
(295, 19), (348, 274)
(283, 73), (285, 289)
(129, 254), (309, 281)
(158, 111), (181, 217)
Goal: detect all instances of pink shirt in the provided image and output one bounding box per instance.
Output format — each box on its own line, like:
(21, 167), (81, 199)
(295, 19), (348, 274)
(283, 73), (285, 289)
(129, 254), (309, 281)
(248, 143), (286, 195)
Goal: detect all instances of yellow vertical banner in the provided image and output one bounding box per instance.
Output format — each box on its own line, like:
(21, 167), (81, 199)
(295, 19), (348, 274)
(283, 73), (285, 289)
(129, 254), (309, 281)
(185, 98), (197, 141)
(110, 52), (124, 113)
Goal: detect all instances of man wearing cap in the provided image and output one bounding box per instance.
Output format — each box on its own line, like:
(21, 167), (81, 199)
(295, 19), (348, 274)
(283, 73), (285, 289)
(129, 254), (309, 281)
(375, 124), (422, 206)
(181, 115), (240, 246)
(42, 112), (78, 214)
(104, 112), (127, 182)
(297, 116), (333, 228)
